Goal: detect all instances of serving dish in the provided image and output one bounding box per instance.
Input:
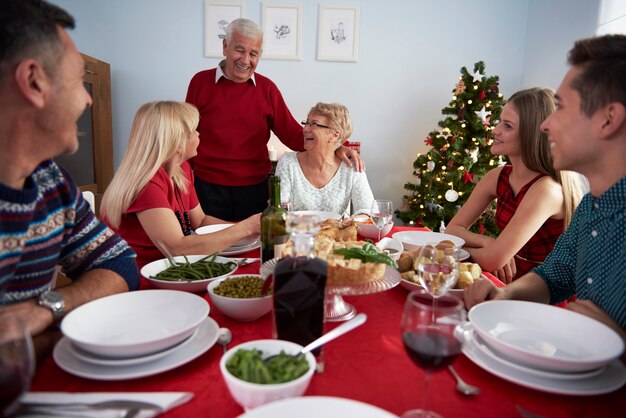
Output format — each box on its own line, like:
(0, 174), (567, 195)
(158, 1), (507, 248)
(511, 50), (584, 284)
(141, 255), (237, 292)
(207, 275), (272, 321)
(391, 231), (465, 251)
(220, 339), (316, 410)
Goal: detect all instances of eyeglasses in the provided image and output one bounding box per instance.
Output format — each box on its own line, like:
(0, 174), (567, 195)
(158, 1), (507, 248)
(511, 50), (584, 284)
(301, 120), (333, 130)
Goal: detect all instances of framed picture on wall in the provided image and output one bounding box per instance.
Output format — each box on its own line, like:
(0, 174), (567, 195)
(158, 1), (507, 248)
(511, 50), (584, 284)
(316, 4), (360, 62)
(204, 0), (246, 58)
(261, 3), (303, 60)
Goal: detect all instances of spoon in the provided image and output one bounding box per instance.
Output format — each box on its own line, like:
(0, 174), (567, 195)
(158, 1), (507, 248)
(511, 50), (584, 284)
(268, 313), (367, 360)
(448, 365), (480, 395)
(217, 327), (232, 353)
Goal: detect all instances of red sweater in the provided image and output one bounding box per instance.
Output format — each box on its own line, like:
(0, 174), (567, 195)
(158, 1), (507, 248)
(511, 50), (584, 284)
(185, 69), (304, 186)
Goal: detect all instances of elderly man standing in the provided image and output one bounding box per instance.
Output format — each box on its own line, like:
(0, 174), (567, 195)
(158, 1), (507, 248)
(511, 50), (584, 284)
(0, 0), (139, 352)
(186, 18), (362, 222)
(464, 34), (626, 346)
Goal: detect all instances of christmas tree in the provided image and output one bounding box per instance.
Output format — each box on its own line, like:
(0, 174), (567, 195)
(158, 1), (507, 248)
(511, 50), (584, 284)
(395, 61), (506, 235)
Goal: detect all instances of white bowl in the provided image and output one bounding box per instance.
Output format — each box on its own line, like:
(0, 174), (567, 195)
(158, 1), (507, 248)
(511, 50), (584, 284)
(392, 231), (465, 251)
(61, 290), (209, 358)
(207, 275), (272, 321)
(141, 255), (237, 293)
(220, 339), (316, 410)
(375, 237), (403, 261)
(196, 224), (259, 247)
(469, 300), (625, 373)
(357, 221), (394, 240)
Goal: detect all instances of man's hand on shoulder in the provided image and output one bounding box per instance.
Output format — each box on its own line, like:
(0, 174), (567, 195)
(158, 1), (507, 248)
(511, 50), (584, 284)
(336, 145), (365, 172)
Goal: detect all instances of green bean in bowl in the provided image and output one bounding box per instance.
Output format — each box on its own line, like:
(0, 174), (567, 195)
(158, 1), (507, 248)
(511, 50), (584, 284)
(140, 254), (237, 293)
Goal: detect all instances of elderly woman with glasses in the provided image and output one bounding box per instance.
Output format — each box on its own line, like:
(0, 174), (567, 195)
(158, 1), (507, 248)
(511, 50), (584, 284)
(275, 102), (374, 215)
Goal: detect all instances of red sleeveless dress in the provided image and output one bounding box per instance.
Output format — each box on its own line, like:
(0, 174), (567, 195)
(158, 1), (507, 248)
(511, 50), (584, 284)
(495, 165), (564, 279)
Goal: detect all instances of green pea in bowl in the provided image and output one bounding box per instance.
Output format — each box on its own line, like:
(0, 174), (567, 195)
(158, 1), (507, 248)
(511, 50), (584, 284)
(141, 255), (237, 293)
(207, 274), (272, 321)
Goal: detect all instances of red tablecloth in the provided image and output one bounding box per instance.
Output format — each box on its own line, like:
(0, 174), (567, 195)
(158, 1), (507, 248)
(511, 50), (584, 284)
(29, 226), (625, 417)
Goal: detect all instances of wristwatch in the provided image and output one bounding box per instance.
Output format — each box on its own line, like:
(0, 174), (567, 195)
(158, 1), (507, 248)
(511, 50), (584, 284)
(38, 290), (65, 320)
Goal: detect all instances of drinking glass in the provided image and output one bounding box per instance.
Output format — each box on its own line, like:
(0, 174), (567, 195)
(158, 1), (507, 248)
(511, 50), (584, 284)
(370, 199), (393, 241)
(0, 313), (35, 416)
(401, 290), (465, 418)
(415, 244), (460, 321)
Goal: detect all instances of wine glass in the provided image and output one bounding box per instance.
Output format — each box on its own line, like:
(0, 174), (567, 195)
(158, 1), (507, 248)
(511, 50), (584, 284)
(0, 313), (35, 416)
(415, 244), (460, 321)
(370, 199), (393, 241)
(401, 289), (465, 418)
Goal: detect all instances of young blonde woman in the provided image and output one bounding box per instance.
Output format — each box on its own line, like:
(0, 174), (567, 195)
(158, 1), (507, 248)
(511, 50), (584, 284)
(101, 101), (260, 270)
(275, 102), (374, 215)
(446, 88), (584, 283)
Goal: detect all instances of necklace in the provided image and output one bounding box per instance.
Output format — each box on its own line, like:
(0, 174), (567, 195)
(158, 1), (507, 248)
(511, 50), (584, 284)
(174, 186), (192, 236)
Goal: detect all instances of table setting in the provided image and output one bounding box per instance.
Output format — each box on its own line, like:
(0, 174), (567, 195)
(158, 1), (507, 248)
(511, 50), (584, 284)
(8, 224), (624, 418)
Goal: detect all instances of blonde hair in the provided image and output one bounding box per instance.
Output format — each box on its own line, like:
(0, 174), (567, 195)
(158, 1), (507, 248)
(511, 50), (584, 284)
(309, 102), (353, 147)
(508, 88), (584, 227)
(101, 101), (199, 228)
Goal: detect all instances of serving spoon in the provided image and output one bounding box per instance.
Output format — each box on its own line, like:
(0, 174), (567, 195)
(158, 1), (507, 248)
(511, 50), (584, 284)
(267, 313), (367, 361)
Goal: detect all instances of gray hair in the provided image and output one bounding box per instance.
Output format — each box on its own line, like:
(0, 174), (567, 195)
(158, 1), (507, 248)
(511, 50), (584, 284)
(226, 18), (263, 44)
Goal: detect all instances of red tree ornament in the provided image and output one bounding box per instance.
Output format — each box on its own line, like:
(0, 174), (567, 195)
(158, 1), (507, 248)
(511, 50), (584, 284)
(462, 170), (474, 184)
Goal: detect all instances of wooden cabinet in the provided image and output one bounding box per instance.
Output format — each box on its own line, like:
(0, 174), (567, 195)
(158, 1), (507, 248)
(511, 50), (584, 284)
(54, 53), (113, 215)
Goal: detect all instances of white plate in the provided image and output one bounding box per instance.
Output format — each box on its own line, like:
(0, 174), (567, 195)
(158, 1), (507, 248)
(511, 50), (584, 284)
(399, 277), (463, 297)
(471, 330), (606, 380)
(219, 240), (261, 256)
(392, 231), (465, 251)
(141, 255), (238, 293)
(54, 317), (218, 381)
(468, 300), (624, 373)
(61, 290), (209, 358)
(460, 325), (626, 395)
(458, 248), (470, 261)
(292, 211), (341, 221)
(196, 224), (259, 247)
(70, 328), (198, 367)
(398, 274), (489, 296)
(238, 396), (399, 418)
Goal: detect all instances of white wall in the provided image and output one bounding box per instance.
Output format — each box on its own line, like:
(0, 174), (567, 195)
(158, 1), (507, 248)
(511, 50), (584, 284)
(522, 0), (599, 90)
(597, 0), (626, 34)
(50, 0), (598, 216)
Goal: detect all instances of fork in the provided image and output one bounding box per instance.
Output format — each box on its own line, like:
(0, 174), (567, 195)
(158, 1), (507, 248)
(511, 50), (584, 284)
(17, 399), (162, 414)
(236, 258), (260, 267)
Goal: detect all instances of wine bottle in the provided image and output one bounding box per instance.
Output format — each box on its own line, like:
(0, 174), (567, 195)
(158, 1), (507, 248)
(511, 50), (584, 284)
(260, 176), (288, 263)
(273, 213), (327, 350)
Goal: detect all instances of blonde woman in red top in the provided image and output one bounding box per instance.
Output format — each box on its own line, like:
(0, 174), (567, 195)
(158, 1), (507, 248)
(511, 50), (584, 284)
(446, 88), (584, 283)
(101, 101), (260, 271)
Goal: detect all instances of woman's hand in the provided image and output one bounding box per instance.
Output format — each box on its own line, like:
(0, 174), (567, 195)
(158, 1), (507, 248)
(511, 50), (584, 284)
(491, 257), (517, 283)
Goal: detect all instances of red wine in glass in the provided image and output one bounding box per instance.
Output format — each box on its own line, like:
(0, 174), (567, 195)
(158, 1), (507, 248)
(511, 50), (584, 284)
(0, 314), (34, 417)
(400, 290), (464, 418)
(403, 328), (462, 371)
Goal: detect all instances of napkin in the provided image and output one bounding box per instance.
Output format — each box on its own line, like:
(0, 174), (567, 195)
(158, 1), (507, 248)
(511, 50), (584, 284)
(18, 392), (193, 417)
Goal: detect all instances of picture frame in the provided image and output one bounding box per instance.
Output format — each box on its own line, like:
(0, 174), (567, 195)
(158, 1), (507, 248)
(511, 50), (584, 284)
(204, 0), (246, 58)
(316, 4), (360, 62)
(261, 3), (303, 61)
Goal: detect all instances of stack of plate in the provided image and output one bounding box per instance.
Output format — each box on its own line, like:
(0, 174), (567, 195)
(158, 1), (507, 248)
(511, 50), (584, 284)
(54, 290), (218, 380)
(196, 224), (260, 256)
(462, 300), (626, 395)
